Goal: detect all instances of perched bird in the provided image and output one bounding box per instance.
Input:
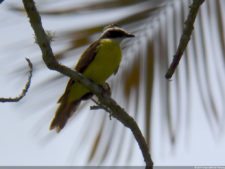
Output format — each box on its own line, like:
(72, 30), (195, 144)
(50, 25), (135, 132)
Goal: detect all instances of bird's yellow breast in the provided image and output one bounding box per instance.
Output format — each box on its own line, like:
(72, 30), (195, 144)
(68, 39), (122, 102)
(83, 39), (122, 83)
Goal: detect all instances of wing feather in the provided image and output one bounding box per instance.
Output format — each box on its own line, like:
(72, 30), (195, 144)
(58, 40), (100, 103)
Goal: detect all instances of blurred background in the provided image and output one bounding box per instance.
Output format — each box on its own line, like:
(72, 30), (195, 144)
(0, 0), (225, 166)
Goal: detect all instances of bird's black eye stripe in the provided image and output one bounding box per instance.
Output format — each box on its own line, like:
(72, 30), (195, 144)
(107, 30), (125, 38)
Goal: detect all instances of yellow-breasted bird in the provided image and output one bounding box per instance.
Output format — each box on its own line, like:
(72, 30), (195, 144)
(50, 25), (135, 132)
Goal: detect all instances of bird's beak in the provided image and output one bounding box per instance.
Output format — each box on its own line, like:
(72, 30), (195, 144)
(125, 33), (135, 38)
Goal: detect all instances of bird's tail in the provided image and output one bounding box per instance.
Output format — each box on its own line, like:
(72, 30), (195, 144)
(50, 99), (81, 132)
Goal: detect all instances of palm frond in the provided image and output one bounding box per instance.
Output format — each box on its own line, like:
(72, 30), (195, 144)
(2, 0), (225, 165)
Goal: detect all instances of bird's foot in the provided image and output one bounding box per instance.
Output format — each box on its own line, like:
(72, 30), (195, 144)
(101, 82), (111, 97)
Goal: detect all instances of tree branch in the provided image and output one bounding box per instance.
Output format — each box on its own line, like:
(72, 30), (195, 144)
(165, 0), (205, 79)
(22, 0), (153, 168)
(0, 58), (33, 103)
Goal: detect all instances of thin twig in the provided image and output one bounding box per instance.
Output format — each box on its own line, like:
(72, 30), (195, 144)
(90, 105), (102, 110)
(90, 98), (113, 119)
(165, 0), (205, 79)
(90, 98), (104, 110)
(0, 58), (33, 103)
(22, 0), (153, 168)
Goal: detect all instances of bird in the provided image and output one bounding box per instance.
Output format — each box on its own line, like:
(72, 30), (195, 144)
(50, 25), (135, 132)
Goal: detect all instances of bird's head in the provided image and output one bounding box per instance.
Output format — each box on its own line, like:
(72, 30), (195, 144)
(100, 24), (135, 41)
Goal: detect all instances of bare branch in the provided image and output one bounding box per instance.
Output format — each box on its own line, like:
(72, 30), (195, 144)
(165, 0), (205, 79)
(22, 0), (153, 168)
(0, 58), (33, 103)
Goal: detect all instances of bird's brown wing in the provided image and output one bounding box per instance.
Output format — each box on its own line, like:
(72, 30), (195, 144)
(75, 40), (100, 73)
(57, 40), (100, 103)
(51, 40), (101, 131)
